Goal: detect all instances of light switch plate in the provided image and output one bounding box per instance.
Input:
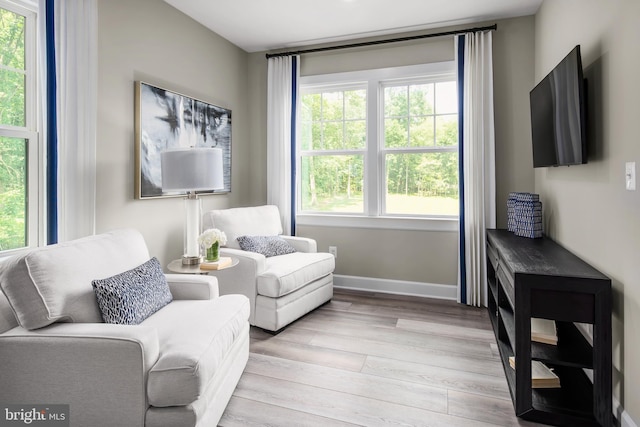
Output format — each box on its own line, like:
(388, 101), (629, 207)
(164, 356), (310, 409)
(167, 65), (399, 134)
(626, 162), (636, 191)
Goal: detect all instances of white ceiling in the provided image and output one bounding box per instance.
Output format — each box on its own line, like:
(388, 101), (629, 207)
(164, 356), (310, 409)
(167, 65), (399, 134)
(163, 0), (542, 53)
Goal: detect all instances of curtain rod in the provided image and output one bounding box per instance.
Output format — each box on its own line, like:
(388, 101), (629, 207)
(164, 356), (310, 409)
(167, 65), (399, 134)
(265, 24), (497, 59)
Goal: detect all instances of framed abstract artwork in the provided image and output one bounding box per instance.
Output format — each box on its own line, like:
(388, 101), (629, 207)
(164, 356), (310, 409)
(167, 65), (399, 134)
(134, 81), (232, 199)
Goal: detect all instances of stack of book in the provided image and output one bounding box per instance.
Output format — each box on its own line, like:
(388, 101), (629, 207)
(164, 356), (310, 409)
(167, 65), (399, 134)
(508, 357), (561, 388)
(531, 318), (558, 345)
(509, 318), (561, 388)
(200, 257), (233, 271)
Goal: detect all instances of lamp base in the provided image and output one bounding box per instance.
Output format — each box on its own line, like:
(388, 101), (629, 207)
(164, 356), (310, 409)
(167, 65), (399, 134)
(182, 255), (203, 266)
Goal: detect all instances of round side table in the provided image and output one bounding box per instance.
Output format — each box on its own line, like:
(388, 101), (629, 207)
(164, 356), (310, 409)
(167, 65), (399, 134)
(167, 257), (239, 274)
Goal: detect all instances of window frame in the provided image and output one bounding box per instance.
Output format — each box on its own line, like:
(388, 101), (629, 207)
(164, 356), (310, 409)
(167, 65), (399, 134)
(0, 0), (42, 255)
(298, 81), (368, 215)
(297, 62), (458, 232)
(379, 77), (459, 217)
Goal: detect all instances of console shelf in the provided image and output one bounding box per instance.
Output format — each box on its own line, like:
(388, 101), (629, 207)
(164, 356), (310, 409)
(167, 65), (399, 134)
(486, 229), (612, 427)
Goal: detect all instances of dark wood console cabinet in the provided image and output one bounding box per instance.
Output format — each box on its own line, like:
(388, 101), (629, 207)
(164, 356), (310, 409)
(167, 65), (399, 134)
(486, 229), (612, 427)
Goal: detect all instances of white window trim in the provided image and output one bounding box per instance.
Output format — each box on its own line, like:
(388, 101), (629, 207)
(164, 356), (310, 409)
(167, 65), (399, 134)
(296, 213), (458, 232)
(0, 0), (42, 257)
(298, 62), (458, 231)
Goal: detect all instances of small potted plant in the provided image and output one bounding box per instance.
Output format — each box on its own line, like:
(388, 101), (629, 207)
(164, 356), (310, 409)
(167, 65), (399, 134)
(198, 228), (227, 262)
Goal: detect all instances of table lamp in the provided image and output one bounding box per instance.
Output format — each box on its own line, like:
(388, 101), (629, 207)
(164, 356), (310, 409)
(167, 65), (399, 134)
(161, 147), (224, 265)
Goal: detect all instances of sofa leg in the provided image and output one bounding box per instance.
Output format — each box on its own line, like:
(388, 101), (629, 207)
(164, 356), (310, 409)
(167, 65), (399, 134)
(261, 326), (286, 335)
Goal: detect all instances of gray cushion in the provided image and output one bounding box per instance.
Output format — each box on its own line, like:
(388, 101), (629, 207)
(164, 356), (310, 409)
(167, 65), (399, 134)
(92, 257), (172, 325)
(237, 235), (296, 257)
(0, 291), (18, 334)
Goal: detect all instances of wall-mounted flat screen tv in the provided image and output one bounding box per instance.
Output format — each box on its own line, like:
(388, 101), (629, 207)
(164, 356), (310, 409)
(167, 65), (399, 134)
(530, 45), (587, 168)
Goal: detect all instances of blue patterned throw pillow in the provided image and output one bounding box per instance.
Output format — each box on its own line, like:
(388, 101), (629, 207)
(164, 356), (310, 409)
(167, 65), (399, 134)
(237, 235), (296, 257)
(92, 257), (172, 325)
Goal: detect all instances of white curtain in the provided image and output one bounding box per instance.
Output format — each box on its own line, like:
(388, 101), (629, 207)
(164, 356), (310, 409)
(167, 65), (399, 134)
(266, 55), (299, 235)
(40, 0), (98, 242)
(456, 31), (496, 307)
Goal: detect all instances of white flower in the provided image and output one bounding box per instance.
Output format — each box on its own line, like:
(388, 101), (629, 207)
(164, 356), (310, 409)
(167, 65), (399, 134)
(198, 228), (227, 248)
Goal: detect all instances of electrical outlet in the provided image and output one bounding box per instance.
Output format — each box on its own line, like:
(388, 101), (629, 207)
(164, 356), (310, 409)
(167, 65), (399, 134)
(328, 246), (337, 258)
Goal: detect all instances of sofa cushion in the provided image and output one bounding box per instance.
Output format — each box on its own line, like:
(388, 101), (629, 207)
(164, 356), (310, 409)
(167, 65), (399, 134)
(237, 235), (296, 257)
(257, 252), (335, 298)
(145, 294), (250, 407)
(92, 257), (172, 325)
(0, 291), (18, 334)
(0, 229), (151, 330)
(203, 205), (283, 249)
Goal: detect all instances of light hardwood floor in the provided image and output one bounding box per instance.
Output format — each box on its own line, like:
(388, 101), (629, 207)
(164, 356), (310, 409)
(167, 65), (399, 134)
(219, 289), (546, 427)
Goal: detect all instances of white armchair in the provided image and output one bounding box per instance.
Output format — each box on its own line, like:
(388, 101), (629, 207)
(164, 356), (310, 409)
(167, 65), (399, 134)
(0, 229), (249, 427)
(203, 205), (334, 332)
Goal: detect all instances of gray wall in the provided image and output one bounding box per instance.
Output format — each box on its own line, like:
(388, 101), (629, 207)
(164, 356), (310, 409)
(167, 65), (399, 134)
(96, 0), (251, 267)
(95, 2), (536, 290)
(534, 0), (640, 418)
(248, 16), (535, 287)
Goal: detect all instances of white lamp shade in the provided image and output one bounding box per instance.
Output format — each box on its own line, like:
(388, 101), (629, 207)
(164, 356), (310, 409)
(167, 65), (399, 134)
(161, 147), (224, 191)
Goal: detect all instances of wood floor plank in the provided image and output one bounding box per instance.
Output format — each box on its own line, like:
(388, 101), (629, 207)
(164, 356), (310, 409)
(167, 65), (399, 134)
(341, 301), (493, 330)
(333, 290), (489, 319)
(322, 299), (353, 311)
(490, 342), (501, 358)
(248, 327), (273, 340)
(267, 327), (318, 345)
(396, 317), (496, 342)
(245, 353), (449, 414)
(447, 390), (548, 427)
(362, 355), (512, 400)
(250, 335), (366, 372)
(307, 330), (504, 377)
(220, 396), (359, 427)
(314, 305), (400, 328)
(234, 372), (500, 427)
(292, 315), (495, 358)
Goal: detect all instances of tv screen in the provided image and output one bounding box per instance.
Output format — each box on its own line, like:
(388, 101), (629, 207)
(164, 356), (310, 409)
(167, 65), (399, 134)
(530, 46), (587, 168)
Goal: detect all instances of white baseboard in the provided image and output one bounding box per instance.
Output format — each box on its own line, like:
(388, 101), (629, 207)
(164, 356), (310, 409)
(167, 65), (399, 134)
(333, 274), (457, 300)
(620, 409), (638, 427)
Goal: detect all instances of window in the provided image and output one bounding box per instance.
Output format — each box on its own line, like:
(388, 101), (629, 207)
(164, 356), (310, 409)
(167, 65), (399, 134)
(298, 63), (458, 227)
(299, 85), (367, 213)
(382, 80), (458, 215)
(0, 1), (39, 253)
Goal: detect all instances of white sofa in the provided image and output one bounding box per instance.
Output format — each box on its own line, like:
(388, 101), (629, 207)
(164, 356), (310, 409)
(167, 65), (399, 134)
(203, 205), (334, 332)
(0, 229), (249, 427)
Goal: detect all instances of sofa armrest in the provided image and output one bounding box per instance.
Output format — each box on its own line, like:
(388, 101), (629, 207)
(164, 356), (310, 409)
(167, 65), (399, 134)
(165, 274), (219, 300)
(281, 235), (317, 253)
(0, 323), (159, 426)
(214, 248), (266, 325)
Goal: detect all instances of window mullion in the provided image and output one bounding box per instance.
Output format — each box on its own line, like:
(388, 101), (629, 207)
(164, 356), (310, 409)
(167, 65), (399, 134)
(384, 146), (457, 155)
(366, 79), (379, 217)
(319, 94), (324, 149)
(406, 86), (411, 149)
(300, 149), (365, 157)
